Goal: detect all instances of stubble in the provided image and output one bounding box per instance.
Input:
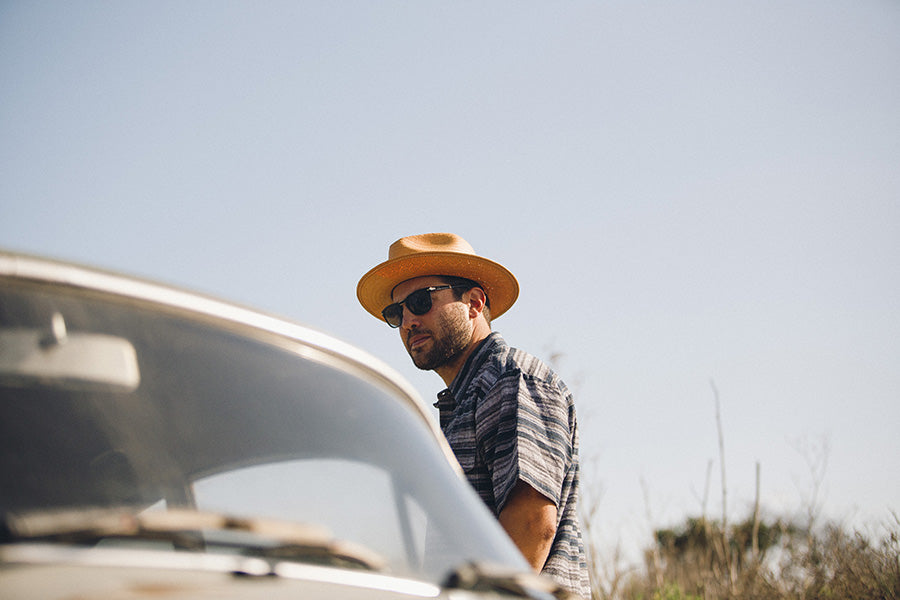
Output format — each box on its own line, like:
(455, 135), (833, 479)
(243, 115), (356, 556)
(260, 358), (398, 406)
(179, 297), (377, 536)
(407, 307), (471, 372)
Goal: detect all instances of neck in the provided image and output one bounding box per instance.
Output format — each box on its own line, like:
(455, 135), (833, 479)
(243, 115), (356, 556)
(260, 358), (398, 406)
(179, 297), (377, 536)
(435, 323), (491, 387)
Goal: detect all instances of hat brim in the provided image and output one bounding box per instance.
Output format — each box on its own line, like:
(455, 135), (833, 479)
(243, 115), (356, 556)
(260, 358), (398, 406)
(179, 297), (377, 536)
(357, 252), (519, 323)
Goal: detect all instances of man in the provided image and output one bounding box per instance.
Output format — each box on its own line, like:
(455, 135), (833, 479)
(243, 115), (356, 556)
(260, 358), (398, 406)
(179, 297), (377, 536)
(357, 232), (590, 598)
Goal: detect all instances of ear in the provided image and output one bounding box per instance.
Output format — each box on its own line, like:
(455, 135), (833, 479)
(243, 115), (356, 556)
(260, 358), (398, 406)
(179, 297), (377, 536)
(465, 287), (487, 319)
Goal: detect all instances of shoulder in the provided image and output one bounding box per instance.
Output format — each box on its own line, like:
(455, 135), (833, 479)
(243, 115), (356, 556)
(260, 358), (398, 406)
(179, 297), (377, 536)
(477, 337), (570, 401)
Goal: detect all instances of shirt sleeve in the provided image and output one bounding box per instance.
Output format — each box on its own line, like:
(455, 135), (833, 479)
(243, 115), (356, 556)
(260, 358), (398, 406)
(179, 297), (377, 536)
(475, 369), (574, 514)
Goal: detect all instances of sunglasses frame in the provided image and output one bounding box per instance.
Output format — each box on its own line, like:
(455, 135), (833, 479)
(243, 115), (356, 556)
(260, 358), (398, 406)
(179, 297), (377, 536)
(382, 284), (469, 328)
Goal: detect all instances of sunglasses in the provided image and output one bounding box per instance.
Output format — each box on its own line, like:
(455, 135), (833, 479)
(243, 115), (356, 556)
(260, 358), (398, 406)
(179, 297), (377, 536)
(382, 285), (468, 328)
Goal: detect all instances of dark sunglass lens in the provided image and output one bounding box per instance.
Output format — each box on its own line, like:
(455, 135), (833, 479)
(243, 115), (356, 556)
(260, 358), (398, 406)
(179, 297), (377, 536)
(382, 303), (403, 328)
(406, 288), (434, 315)
(383, 287), (441, 327)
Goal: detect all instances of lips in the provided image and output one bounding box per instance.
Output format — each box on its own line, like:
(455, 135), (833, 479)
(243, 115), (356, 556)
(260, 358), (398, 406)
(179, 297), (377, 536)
(407, 333), (430, 352)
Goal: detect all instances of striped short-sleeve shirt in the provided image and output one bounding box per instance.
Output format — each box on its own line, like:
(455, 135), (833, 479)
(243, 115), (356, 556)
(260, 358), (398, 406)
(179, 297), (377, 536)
(435, 332), (590, 598)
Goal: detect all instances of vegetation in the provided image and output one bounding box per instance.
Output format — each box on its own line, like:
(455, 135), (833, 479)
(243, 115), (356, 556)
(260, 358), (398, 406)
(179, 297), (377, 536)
(595, 512), (900, 600)
(578, 380), (899, 600)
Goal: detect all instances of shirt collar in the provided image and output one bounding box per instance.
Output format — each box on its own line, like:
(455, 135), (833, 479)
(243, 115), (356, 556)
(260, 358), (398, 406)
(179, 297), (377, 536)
(433, 332), (504, 409)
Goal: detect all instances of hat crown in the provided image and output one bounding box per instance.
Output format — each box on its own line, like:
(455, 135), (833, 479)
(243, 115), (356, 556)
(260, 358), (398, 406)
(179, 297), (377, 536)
(388, 233), (475, 261)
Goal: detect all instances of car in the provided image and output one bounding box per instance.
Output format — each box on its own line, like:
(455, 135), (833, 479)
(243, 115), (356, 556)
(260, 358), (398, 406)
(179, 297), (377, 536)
(0, 250), (572, 600)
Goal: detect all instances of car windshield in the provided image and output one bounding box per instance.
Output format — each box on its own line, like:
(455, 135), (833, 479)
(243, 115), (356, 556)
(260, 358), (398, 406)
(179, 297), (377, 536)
(0, 276), (526, 583)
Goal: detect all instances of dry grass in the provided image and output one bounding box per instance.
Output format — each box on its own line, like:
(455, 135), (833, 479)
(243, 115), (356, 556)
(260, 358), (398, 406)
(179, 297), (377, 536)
(591, 513), (900, 600)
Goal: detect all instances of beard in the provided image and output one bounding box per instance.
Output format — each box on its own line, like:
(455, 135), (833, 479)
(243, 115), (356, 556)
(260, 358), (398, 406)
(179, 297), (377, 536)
(407, 307), (471, 371)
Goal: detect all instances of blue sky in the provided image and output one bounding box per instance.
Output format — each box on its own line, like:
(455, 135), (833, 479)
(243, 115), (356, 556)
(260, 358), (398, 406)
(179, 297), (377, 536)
(2, 1), (899, 564)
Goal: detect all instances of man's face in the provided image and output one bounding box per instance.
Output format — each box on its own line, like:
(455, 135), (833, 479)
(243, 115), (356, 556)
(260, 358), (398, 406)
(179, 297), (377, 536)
(390, 276), (471, 371)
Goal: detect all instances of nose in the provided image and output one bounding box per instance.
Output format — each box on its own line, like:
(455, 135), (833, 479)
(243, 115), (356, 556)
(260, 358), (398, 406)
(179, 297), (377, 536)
(399, 305), (420, 331)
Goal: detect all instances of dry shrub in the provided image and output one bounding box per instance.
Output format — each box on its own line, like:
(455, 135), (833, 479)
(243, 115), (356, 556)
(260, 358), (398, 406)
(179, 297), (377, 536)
(781, 521), (900, 600)
(612, 514), (899, 600)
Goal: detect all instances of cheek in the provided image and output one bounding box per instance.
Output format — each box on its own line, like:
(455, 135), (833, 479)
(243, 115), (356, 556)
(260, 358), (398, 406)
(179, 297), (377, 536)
(437, 303), (469, 330)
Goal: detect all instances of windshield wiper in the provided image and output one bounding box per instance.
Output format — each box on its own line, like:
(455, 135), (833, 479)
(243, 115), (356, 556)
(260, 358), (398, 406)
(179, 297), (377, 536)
(2, 507), (386, 572)
(444, 561), (578, 600)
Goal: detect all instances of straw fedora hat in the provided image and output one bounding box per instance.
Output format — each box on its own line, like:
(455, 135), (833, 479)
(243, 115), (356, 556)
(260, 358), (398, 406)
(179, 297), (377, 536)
(357, 233), (519, 323)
